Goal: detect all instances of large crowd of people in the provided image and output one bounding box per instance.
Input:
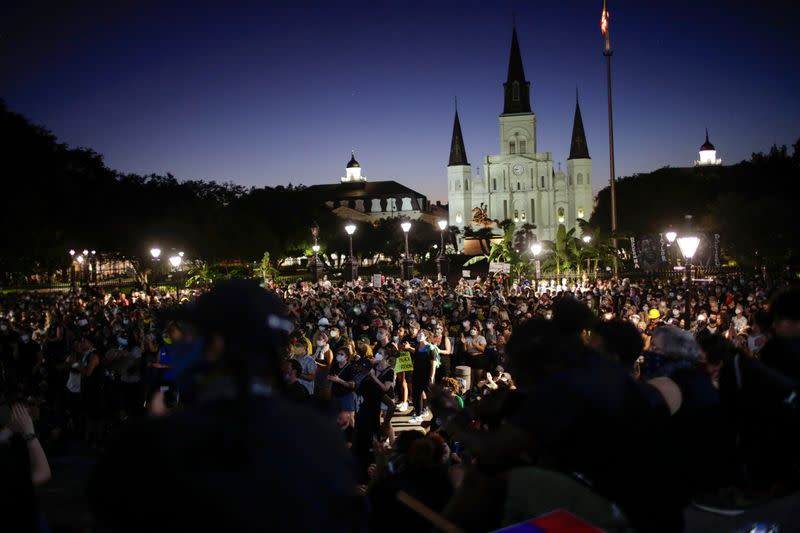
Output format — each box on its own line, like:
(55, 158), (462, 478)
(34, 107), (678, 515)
(1, 272), (798, 532)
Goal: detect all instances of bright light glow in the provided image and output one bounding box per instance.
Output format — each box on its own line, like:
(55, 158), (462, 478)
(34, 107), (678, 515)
(697, 149), (721, 166)
(169, 255), (182, 268)
(82, 249), (89, 256)
(91, 250), (96, 255)
(433, 244), (438, 249)
(582, 235), (592, 244)
(677, 236), (700, 259)
(344, 224), (356, 235)
(178, 251), (184, 257)
(69, 249), (75, 256)
(530, 242), (542, 257)
(665, 231), (677, 244)
(331, 253), (338, 260)
(455, 213), (462, 224)
(312, 244), (320, 253)
(150, 248), (161, 259)
(558, 216), (565, 224)
(437, 219), (448, 231)
(76, 255), (84, 264)
(401, 221), (412, 233)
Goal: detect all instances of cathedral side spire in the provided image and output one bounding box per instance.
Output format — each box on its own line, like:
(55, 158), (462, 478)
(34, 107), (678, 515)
(568, 94), (590, 160)
(448, 110), (469, 167)
(502, 27), (532, 115)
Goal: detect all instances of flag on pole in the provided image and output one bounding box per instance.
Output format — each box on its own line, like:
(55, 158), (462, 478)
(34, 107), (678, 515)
(600, 0), (611, 53)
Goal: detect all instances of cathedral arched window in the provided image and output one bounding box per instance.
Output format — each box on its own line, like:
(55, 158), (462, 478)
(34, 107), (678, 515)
(509, 141), (516, 154)
(577, 173), (583, 185)
(519, 140), (526, 153)
(558, 207), (565, 223)
(465, 179), (469, 191)
(578, 207), (585, 219)
(517, 182), (520, 191)
(520, 211), (526, 222)
(512, 81), (520, 101)
(493, 178), (497, 190)
(456, 181), (461, 191)
(568, 175), (572, 186)
(540, 176), (545, 188)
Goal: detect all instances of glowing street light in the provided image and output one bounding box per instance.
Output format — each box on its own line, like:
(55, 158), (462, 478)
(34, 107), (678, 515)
(665, 231), (677, 244)
(150, 247), (162, 259)
(530, 241), (542, 284)
(343, 223), (357, 282)
(69, 249), (75, 257)
(76, 255), (84, 264)
(82, 249), (89, 256)
(169, 255), (182, 268)
(677, 236), (700, 260)
(400, 220), (413, 280)
(312, 244), (320, 253)
(582, 235), (592, 244)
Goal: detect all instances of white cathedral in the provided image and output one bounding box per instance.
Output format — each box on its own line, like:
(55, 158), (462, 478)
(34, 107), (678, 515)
(447, 27), (594, 249)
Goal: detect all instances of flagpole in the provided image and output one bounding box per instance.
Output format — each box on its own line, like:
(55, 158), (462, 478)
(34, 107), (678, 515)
(601, 0), (619, 276)
(605, 47), (618, 276)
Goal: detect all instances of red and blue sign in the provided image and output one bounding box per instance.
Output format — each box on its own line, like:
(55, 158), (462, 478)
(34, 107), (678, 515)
(491, 510), (604, 533)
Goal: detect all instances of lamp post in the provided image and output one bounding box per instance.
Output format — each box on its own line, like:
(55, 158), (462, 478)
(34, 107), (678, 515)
(677, 231), (700, 331)
(149, 247), (161, 294)
(309, 223), (324, 283)
(400, 220), (413, 280)
(169, 254), (183, 300)
(343, 223), (358, 282)
(665, 229), (677, 273)
(68, 250), (76, 286)
(582, 235), (592, 279)
(436, 219), (450, 281)
(530, 241), (542, 288)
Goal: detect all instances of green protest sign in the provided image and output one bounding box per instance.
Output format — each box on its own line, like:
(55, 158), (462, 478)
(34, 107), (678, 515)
(394, 351), (413, 373)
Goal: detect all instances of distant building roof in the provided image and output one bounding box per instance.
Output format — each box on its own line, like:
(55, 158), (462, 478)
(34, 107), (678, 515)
(346, 150), (360, 168)
(307, 180), (426, 200)
(567, 94), (590, 160)
(700, 128), (715, 151)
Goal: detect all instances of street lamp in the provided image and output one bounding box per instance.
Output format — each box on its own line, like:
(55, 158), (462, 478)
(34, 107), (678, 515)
(582, 235), (592, 279)
(150, 247), (161, 259)
(169, 255), (182, 268)
(665, 231), (677, 244)
(530, 241), (542, 286)
(168, 255), (183, 300)
(309, 223), (324, 283)
(69, 249), (75, 257)
(436, 219), (450, 280)
(76, 255), (84, 264)
(400, 220), (413, 280)
(343, 223), (358, 282)
(677, 232), (700, 330)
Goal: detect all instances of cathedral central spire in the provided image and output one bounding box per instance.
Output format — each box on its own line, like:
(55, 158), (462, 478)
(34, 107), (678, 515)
(568, 92), (590, 160)
(448, 109), (469, 166)
(502, 27), (532, 115)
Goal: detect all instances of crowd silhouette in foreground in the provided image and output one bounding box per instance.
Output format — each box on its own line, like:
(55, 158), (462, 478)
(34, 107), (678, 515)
(1, 272), (798, 532)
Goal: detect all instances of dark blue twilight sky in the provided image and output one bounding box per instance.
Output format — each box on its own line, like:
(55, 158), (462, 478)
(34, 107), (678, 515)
(2, 1), (799, 203)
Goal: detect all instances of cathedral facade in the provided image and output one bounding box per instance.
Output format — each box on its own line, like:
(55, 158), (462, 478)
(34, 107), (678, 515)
(447, 27), (594, 249)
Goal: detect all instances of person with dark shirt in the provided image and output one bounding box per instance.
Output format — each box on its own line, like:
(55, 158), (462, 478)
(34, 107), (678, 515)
(0, 402), (51, 533)
(282, 358), (309, 403)
(89, 281), (358, 533)
(409, 329), (436, 425)
(439, 313), (684, 532)
(354, 350), (396, 479)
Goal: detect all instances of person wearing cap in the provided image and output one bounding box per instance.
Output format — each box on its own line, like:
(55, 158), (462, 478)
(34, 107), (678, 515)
(89, 280), (358, 532)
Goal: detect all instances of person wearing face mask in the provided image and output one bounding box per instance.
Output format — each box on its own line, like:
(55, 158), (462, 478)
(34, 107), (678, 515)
(291, 336), (317, 396)
(374, 326), (404, 410)
(354, 351), (397, 479)
(409, 329), (438, 425)
(461, 323), (488, 382)
(328, 349), (357, 415)
(432, 322), (452, 382)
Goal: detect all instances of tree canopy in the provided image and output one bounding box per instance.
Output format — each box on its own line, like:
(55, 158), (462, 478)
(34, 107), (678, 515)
(590, 140), (800, 268)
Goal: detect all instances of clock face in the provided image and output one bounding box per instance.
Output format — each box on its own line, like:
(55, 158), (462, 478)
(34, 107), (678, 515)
(512, 164), (524, 176)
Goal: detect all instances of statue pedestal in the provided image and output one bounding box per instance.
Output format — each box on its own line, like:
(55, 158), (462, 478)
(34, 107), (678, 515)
(309, 255), (324, 283)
